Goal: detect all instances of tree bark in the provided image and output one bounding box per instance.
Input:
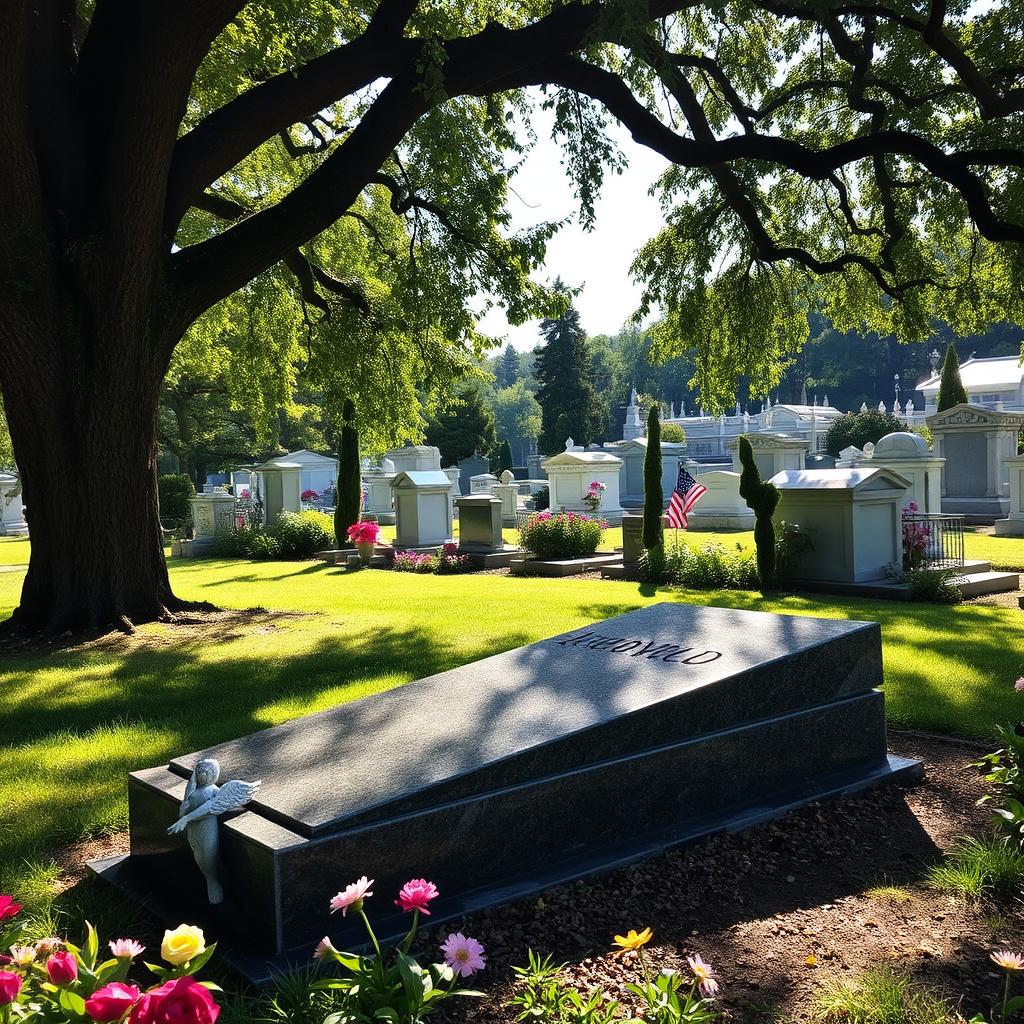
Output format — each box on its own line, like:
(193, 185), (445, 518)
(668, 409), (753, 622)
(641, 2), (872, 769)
(0, 277), (195, 634)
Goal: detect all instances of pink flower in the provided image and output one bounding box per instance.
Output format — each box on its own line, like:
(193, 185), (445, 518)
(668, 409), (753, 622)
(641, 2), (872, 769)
(687, 954), (719, 998)
(128, 977), (218, 1024)
(1015, 678), (1024, 693)
(47, 950), (79, 986)
(347, 521), (381, 546)
(329, 876), (374, 916)
(441, 933), (485, 977)
(395, 879), (439, 915)
(86, 983), (141, 1022)
(0, 896), (20, 921)
(109, 938), (146, 959)
(0, 971), (21, 1006)
(34, 937), (63, 955)
(313, 936), (337, 961)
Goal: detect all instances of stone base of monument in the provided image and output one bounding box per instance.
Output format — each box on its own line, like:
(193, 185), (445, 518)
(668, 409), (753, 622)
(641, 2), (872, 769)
(91, 604), (920, 984)
(994, 516), (1024, 536)
(174, 538), (217, 558)
(458, 544), (520, 568)
(941, 496), (1010, 523)
(686, 511), (756, 530)
(508, 553), (622, 576)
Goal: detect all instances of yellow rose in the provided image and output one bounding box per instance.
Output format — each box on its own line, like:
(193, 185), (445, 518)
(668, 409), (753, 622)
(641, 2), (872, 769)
(161, 924), (206, 965)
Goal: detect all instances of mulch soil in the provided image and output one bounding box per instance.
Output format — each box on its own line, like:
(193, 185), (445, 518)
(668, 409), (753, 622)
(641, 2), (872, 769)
(420, 732), (1023, 1023)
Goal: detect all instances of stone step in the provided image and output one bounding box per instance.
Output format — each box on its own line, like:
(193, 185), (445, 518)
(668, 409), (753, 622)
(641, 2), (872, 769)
(960, 559), (991, 574)
(956, 570), (1020, 597)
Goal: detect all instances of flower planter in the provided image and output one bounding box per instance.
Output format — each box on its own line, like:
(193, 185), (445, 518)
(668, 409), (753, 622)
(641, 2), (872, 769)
(355, 540), (376, 563)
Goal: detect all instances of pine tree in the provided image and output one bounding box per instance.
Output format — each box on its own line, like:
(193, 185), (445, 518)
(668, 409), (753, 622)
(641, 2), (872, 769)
(425, 385), (497, 465)
(937, 341), (969, 411)
(643, 405), (664, 550)
(334, 398), (361, 548)
(496, 344), (521, 389)
(534, 284), (602, 451)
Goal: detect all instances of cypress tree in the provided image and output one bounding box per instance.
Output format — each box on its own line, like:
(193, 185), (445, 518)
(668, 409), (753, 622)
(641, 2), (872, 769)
(738, 436), (781, 591)
(937, 341), (969, 411)
(335, 398), (361, 548)
(497, 439), (513, 475)
(643, 405), (663, 550)
(496, 344), (521, 388)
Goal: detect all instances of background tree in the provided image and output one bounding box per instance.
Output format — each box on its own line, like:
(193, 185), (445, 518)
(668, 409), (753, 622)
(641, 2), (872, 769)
(535, 285), (603, 450)
(495, 344), (522, 389)
(822, 410), (909, 457)
(3, 0), (1023, 631)
(937, 343), (970, 411)
(425, 385), (496, 466)
(491, 381), (541, 466)
(496, 440), (514, 476)
(643, 405), (664, 550)
(335, 399), (361, 548)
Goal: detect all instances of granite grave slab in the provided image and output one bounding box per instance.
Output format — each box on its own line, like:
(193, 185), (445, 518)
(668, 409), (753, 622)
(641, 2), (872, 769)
(92, 603), (919, 981)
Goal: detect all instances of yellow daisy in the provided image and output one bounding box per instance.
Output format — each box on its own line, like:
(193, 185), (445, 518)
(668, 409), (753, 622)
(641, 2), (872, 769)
(613, 927), (653, 953)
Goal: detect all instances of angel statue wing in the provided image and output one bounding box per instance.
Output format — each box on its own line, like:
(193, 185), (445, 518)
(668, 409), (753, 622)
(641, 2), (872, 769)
(168, 779), (262, 834)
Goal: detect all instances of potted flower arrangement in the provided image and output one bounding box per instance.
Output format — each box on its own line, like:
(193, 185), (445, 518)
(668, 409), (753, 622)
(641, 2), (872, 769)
(347, 520), (382, 563)
(582, 480), (606, 513)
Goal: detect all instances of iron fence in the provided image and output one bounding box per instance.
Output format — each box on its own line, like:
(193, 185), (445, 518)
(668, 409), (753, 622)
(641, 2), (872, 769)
(902, 513), (965, 570)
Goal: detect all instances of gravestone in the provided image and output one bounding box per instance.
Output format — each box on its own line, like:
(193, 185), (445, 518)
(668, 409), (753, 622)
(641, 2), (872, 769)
(458, 453), (490, 494)
(492, 470), (520, 526)
(455, 495), (516, 566)
(927, 403), (1024, 520)
(684, 469), (755, 529)
(391, 470), (453, 548)
(363, 460), (396, 525)
(542, 445), (623, 522)
(94, 603), (918, 981)
(726, 433), (808, 479)
(994, 454), (1024, 536)
(385, 445), (442, 475)
(178, 491), (237, 557)
(469, 472), (499, 494)
(613, 438), (687, 509)
(0, 473), (28, 537)
(253, 460), (302, 525)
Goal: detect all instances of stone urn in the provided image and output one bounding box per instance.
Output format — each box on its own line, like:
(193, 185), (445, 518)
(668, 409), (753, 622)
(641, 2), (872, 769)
(355, 540), (375, 563)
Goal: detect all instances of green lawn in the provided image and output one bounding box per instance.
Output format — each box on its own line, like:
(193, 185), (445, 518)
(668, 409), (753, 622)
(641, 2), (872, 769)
(0, 540), (1022, 902)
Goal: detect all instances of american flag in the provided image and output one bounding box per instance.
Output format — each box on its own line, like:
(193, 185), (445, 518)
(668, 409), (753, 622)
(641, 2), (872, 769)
(665, 464), (707, 529)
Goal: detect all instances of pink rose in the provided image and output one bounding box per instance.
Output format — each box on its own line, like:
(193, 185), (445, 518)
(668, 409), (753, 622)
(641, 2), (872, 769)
(47, 950), (79, 986)
(129, 977), (219, 1024)
(395, 878), (439, 915)
(0, 971), (21, 1006)
(86, 982), (141, 1022)
(0, 895), (20, 920)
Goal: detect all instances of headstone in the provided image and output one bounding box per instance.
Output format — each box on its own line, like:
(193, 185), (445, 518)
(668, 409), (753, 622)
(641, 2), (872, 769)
(623, 386), (644, 442)
(442, 466), (461, 521)
(455, 495), (504, 550)
(927, 404), (1024, 520)
(727, 433), (809, 479)
(492, 470), (520, 526)
(385, 445), (442, 475)
(469, 473), (499, 494)
(867, 432), (944, 514)
(363, 466), (397, 525)
(613, 439), (687, 509)
(253, 460), (302, 525)
(179, 491), (237, 557)
(542, 448), (623, 522)
(391, 470), (453, 548)
(0, 473), (28, 537)
(994, 453), (1024, 536)
(683, 470), (755, 529)
(98, 603), (919, 981)
(771, 467), (912, 583)
(458, 453), (491, 494)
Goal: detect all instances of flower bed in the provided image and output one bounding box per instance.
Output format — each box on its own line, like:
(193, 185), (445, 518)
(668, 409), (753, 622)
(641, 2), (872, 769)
(517, 511), (607, 560)
(394, 543), (471, 574)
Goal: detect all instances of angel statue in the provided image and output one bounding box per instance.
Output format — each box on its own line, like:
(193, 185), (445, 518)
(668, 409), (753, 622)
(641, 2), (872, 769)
(167, 758), (261, 905)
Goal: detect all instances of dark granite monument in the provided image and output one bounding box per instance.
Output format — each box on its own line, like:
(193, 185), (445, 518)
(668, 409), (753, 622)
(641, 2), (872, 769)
(92, 603), (919, 981)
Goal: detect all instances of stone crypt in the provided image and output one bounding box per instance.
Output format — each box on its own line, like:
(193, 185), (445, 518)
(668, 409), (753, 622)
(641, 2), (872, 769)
(93, 603), (919, 981)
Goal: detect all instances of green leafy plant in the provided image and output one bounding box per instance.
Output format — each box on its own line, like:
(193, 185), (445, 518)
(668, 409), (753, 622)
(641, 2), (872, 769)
(974, 719), (1024, 844)
(157, 474), (196, 529)
(271, 510), (334, 558)
(774, 521), (814, 581)
(335, 398), (361, 548)
(738, 436), (780, 591)
(660, 423), (686, 443)
(508, 951), (621, 1024)
(907, 567), (963, 604)
(639, 540), (757, 590)
(643, 405), (664, 551)
(822, 411), (908, 457)
(814, 965), (959, 1024)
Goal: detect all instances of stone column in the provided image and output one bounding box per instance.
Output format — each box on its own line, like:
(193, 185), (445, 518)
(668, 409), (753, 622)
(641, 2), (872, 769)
(492, 470), (520, 526)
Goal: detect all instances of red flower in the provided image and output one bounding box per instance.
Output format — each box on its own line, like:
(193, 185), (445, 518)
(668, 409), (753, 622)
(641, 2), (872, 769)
(0, 895), (21, 920)
(0, 971), (21, 1006)
(85, 982), (141, 1022)
(46, 950), (79, 986)
(129, 977), (219, 1024)
(395, 878), (439, 915)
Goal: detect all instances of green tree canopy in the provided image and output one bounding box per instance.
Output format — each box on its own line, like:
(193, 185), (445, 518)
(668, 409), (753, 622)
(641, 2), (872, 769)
(823, 410), (909, 457)
(492, 380), (542, 466)
(425, 384), (497, 466)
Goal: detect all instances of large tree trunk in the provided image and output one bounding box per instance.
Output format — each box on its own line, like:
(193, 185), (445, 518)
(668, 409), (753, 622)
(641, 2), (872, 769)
(0, 280), (195, 634)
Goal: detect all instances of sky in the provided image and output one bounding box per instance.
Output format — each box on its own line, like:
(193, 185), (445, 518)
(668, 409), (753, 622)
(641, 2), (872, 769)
(476, 106), (673, 352)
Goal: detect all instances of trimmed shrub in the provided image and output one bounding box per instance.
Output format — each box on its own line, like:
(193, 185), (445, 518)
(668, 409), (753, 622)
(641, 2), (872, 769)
(273, 510), (333, 558)
(738, 435), (780, 590)
(336, 397), (361, 547)
(638, 540), (758, 590)
(518, 511), (606, 559)
(158, 473), (195, 527)
(660, 422), (686, 443)
(823, 410), (907, 457)
(532, 485), (549, 511)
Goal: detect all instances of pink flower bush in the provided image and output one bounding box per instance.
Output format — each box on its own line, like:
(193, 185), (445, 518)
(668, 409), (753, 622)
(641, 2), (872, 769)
(582, 480), (606, 513)
(86, 983), (142, 1022)
(301, 489), (320, 502)
(347, 521), (381, 546)
(441, 933), (486, 977)
(330, 876), (374, 916)
(395, 878), (439, 915)
(901, 501), (932, 570)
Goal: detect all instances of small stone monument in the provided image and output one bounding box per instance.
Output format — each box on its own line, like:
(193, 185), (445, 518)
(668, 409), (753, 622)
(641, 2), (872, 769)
(492, 470), (520, 526)
(863, 431), (944, 514)
(253, 459), (302, 525)
(455, 494), (516, 566)
(994, 453), (1024, 536)
(542, 446), (623, 522)
(458, 453), (490, 494)
(727, 433), (808, 479)
(0, 473), (28, 537)
(469, 472), (499, 494)
(363, 459), (397, 525)
(385, 445), (442, 475)
(392, 470), (453, 548)
(684, 469), (755, 529)
(622, 385), (644, 442)
(179, 489), (237, 557)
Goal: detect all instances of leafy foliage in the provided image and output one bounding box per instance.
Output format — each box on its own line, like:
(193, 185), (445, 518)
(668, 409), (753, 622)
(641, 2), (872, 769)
(518, 511), (606, 559)
(639, 540), (758, 590)
(660, 423), (686, 443)
(157, 475), (196, 528)
(823, 411), (910, 457)
(425, 384), (496, 466)
(643, 405), (664, 551)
